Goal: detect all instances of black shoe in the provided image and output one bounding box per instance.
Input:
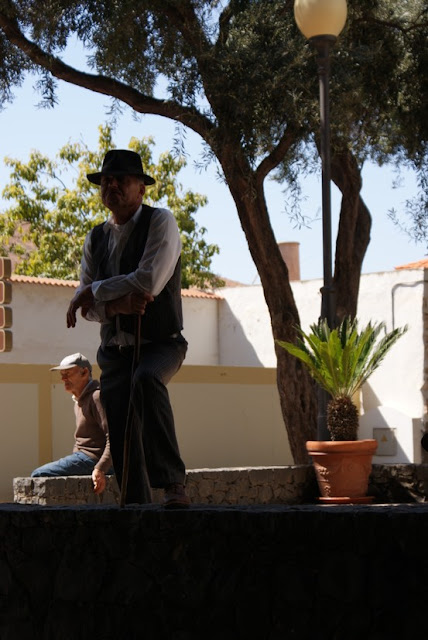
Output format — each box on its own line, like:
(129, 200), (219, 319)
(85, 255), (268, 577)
(164, 483), (190, 508)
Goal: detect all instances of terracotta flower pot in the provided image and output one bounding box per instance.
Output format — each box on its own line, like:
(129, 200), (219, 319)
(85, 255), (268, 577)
(306, 439), (378, 504)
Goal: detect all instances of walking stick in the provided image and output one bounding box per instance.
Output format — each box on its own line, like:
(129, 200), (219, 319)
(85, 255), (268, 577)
(119, 313), (141, 508)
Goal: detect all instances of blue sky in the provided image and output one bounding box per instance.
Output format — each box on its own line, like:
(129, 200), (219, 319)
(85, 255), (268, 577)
(0, 72), (424, 284)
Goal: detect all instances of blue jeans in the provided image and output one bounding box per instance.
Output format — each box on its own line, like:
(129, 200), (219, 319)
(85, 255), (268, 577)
(31, 451), (96, 477)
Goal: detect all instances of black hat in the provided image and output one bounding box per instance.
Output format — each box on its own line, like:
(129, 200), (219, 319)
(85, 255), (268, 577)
(87, 149), (156, 186)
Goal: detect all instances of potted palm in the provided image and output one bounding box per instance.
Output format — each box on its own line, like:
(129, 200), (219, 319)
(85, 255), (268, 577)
(277, 317), (407, 503)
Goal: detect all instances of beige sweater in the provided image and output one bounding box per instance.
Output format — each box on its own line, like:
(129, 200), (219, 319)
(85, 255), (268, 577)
(72, 379), (113, 473)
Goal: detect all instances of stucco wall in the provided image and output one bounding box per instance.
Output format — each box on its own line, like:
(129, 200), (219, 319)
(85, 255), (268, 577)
(219, 269), (426, 428)
(0, 278), (219, 367)
(0, 364), (292, 503)
(0, 279), (100, 365)
(3, 269), (425, 400)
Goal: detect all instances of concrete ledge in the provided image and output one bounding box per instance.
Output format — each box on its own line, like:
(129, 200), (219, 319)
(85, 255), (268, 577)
(13, 465), (316, 506)
(13, 464), (428, 506)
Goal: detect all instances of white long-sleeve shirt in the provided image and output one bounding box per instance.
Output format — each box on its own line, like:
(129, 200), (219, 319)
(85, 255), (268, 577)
(80, 205), (181, 344)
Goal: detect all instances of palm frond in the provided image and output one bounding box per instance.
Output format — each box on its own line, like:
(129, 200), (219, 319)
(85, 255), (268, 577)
(277, 317), (407, 399)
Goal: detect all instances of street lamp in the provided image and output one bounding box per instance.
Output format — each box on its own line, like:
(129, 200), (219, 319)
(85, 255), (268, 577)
(294, 0), (347, 439)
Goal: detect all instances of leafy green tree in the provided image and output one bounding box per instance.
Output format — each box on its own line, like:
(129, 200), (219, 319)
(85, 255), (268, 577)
(0, 1), (426, 461)
(0, 124), (222, 288)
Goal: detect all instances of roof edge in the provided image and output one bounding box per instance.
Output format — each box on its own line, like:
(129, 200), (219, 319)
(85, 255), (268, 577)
(10, 274), (222, 299)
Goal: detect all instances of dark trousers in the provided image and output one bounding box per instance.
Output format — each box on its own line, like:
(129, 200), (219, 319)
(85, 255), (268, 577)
(97, 336), (188, 504)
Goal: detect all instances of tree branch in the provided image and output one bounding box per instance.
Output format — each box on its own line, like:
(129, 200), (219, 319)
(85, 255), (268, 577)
(256, 126), (300, 186)
(156, 0), (212, 60)
(0, 10), (215, 140)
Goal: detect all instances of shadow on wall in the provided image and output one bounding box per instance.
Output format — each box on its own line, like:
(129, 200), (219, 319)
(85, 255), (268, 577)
(359, 404), (422, 464)
(219, 315), (264, 366)
(361, 382), (382, 412)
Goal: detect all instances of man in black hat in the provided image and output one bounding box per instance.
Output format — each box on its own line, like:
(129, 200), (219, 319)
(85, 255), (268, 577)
(66, 149), (190, 507)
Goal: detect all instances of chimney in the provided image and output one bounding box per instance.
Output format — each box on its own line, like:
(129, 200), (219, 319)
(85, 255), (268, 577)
(278, 242), (301, 281)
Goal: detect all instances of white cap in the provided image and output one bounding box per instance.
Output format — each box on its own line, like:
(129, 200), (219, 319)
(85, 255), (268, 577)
(50, 353), (92, 373)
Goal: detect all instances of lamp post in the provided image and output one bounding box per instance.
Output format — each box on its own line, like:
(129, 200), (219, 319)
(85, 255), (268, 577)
(294, 0), (347, 439)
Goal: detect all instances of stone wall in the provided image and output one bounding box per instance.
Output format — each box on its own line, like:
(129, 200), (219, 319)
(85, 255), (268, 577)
(370, 462), (428, 502)
(13, 464), (428, 507)
(1, 502), (427, 639)
(4, 465), (428, 638)
(13, 466), (316, 506)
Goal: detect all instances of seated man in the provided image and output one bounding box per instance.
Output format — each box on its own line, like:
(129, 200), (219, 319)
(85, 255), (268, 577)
(31, 353), (113, 495)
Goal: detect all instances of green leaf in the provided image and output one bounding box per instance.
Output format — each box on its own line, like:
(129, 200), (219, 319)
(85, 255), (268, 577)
(277, 317), (407, 399)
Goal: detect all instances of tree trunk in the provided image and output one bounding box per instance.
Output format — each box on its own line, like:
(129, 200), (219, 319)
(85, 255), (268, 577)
(221, 159), (317, 463)
(331, 148), (372, 321)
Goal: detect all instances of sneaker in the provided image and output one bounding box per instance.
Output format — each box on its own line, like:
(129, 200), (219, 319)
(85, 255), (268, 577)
(164, 483), (190, 509)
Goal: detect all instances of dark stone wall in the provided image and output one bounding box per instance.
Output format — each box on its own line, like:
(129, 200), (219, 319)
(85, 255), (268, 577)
(1, 502), (428, 640)
(370, 463), (428, 502)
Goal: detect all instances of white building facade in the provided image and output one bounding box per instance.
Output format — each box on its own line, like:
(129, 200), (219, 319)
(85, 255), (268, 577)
(0, 264), (426, 501)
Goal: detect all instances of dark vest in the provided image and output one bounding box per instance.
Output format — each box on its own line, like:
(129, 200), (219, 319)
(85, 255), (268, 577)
(90, 205), (183, 342)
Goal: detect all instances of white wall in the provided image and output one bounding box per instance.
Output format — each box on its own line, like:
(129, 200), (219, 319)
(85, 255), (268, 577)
(0, 382), (39, 499)
(2, 278), (219, 367)
(1, 279), (101, 365)
(219, 269), (426, 459)
(356, 271), (425, 420)
(182, 296), (219, 365)
(4, 270), (425, 425)
(219, 285), (273, 367)
(0, 364), (291, 502)
(1, 268), (426, 472)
